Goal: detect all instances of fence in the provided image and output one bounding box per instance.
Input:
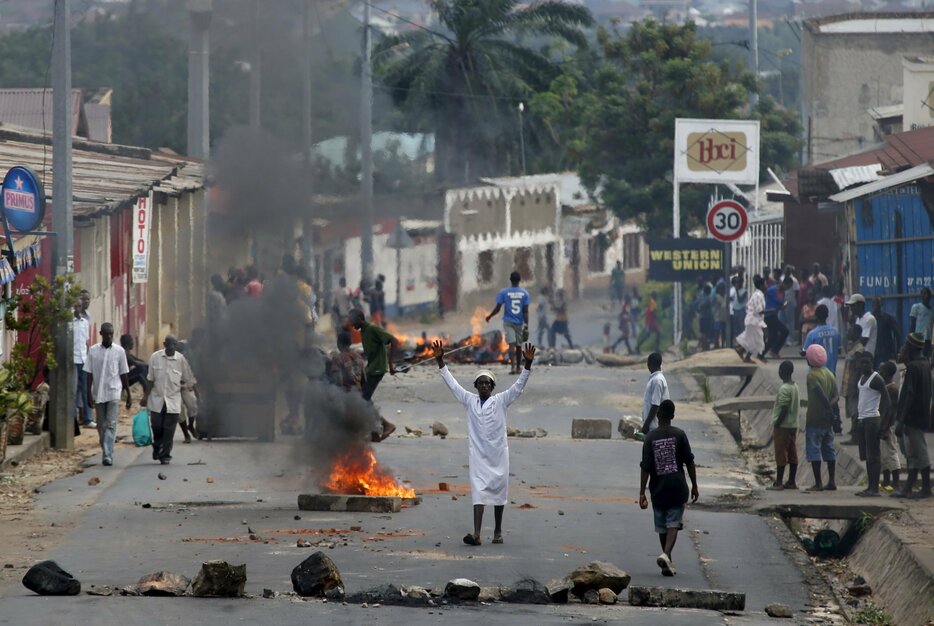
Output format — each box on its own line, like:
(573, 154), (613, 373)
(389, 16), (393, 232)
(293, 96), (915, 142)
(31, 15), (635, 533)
(731, 216), (784, 279)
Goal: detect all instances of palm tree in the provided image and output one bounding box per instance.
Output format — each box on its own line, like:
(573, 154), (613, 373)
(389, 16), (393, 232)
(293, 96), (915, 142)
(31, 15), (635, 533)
(374, 0), (593, 183)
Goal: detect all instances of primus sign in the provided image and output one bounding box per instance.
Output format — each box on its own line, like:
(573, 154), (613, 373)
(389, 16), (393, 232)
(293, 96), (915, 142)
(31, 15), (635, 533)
(674, 119), (760, 184)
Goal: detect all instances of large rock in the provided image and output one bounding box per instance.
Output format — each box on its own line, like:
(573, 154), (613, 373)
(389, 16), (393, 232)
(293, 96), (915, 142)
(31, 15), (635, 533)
(431, 421), (449, 437)
(583, 589), (600, 604)
(501, 579), (550, 604)
(628, 586), (746, 611)
(571, 419), (612, 439)
(132, 571), (191, 596)
(560, 349), (584, 364)
(567, 561), (631, 595)
(618, 415), (644, 439)
(444, 578), (481, 601)
(545, 578), (572, 603)
(765, 603), (793, 618)
(405, 585), (432, 602)
(598, 588), (618, 604)
(291, 552), (344, 598)
(22, 561), (81, 596)
(190, 560), (246, 598)
(348, 583), (405, 604)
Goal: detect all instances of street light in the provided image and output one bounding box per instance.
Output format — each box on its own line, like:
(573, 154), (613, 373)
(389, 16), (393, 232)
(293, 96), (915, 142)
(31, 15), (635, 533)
(517, 102), (527, 176)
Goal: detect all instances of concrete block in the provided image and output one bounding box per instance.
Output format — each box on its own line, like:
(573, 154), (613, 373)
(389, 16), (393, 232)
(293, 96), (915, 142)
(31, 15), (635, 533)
(627, 585), (745, 611)
(571, 419), (612, 439)
(297, 494), (401, 513)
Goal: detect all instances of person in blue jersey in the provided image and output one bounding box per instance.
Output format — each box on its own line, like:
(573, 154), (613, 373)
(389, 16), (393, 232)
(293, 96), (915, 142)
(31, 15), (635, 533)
(801, 304), (842, 374)
(485, 271), (531, 375)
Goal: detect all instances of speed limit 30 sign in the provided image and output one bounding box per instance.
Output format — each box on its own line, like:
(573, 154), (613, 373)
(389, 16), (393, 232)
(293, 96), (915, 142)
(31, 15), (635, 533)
(707, 199), (748, 242)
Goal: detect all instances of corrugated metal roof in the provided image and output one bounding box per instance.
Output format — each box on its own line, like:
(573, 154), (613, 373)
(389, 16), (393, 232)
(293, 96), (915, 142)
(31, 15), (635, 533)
(828, 162), (934, 202)
(829, 164), (883, 190)
(867, 104), (903, 120)
(0, 89), (83, 136)
(0, 124), (204, 220)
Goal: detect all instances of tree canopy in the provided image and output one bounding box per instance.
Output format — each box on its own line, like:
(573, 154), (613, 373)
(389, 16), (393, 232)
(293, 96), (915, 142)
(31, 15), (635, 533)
(374, 0), (593, 183)
(530, 20), (802, 235)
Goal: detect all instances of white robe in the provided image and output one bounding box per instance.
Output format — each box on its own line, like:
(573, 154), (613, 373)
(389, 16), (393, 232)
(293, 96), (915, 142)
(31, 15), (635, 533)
(737, 289), (767, 355)
(439, 366), (530, 505)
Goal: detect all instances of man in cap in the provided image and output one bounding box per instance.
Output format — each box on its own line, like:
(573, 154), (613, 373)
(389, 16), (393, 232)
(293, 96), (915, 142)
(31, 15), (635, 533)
(433, 339), (535, 546)
(804, 344), (839, 491)
(894, 333), (932, 498)
(485, 271), (530, 375)
(846, 293), (877, 357)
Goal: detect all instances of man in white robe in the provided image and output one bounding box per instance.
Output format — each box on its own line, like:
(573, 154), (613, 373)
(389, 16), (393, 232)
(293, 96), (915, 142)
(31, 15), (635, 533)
(736, 275), (768, 363)
(433, 340), (535, 546)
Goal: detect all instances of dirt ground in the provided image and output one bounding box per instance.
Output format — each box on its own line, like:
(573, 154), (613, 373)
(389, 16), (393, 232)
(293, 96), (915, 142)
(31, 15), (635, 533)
(0, 404), (140, 588)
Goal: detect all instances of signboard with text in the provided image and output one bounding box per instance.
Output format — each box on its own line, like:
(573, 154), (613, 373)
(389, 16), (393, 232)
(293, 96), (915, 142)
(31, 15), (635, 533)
(131, 192), (153, 284)
(1, 166), (46, 233)
(674, 119), (760, 184)
(707, 199), (748, 242)
(647, 238), (726, 282)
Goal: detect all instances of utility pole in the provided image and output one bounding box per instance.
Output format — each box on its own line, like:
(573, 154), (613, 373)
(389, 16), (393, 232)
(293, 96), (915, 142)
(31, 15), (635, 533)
(249, 0), (261, 128)
(187, 0), (212, 160)
(749, 0), (759, 105)
(301, 0), (314, 276)
(50, 0), (74, 450)
(359, 0), (374, 285)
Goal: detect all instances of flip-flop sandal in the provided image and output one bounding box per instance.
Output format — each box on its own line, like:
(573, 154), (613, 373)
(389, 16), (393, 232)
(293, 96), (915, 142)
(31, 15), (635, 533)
(492, 535), (503, 544)
(463, 534), (481, 546)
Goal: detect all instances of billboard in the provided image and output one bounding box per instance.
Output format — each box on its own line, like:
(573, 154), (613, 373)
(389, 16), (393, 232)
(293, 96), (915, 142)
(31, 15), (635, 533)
(131, 192), (153, 284)
(647, 238), (726, 282)
(674, 119), (760, 184)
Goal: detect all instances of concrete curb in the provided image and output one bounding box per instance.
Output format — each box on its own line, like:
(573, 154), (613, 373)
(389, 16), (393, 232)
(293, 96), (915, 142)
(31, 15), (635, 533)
(847, 518), (934, 626)
(1, 432), (50, 470)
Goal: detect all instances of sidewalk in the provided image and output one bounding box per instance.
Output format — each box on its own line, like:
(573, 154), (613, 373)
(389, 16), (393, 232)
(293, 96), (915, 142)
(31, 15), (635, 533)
(1, 432), (49, 470)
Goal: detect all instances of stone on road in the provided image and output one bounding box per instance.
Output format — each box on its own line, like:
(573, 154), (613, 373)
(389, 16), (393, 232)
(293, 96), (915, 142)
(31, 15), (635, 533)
(627, 585), (746, 611)
(124, 571), (190, 597)
(291, 552), (343, 598)
(444, 578), (481, 601)
(571, 419), (612, 439)
(567, 561), (631, 595)
(765, 602), (794, 618)
(190, 560), (247, 598)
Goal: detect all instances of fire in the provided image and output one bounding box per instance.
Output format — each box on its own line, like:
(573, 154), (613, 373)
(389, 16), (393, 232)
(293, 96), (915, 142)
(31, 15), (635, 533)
(468, 306), (488, 347)
(323, 444), (415, 498)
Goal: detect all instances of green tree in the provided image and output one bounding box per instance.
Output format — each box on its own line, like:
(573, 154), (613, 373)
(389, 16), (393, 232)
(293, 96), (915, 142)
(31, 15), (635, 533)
(374, 0), (593, 183)
(532, 20), (801, 235)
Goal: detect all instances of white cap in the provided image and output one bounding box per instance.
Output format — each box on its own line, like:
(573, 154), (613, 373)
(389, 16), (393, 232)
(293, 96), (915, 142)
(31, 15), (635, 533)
(473, 369), (496, 384)
(845, 293), (865, 305)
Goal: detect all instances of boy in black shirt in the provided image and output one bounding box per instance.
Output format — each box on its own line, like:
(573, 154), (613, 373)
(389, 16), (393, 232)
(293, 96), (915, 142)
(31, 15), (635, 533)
(639, 400), (699, 576)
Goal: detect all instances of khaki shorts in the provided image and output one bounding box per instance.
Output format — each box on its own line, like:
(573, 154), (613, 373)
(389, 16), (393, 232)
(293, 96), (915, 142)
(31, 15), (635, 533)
(879, 432), (903, 472)
(503, 322), (524, 345)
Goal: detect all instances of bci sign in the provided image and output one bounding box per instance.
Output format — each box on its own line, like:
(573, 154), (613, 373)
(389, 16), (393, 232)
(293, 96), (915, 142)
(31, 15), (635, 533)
(674, 119), (760, 185)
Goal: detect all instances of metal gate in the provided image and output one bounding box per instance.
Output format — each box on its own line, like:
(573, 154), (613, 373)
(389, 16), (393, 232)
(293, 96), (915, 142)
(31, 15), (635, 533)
(731, 216), (784, 279)
(853, 187), (934, 333)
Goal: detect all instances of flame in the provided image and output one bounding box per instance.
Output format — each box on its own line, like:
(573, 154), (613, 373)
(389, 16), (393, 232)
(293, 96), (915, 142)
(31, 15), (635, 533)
(468, 306), (488, 347)
(323, 444), (415, 498)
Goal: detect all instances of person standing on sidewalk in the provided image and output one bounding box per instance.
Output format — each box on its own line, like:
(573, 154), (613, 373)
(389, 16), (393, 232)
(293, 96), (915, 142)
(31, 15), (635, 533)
(730, 276), (748, 343)
(639, 399), (699, 577)
(638, 352), (670, 437)
(84, 323), (131, 466)
(855, 354), (890, 497)
(804, 344), (838, 491)
(893, 333), (932, 498)
(802, 304), (842, 375)
(846, 294), (877, 358)
(485, 271), (530, 375)
(72, 305), (93, 428)
(909, 288), (933, 357)
(871, 297), (901, 367)
(878, 360), (904, 492)
(769, 360), (800, 490)
(141, 335), (196, 465)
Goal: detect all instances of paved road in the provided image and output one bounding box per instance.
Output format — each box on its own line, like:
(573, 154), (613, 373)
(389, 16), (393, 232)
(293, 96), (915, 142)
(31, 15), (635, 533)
(0, 364), (811, 625)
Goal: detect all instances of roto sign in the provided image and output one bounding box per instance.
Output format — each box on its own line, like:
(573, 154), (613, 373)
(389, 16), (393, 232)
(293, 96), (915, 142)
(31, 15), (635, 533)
(674, 119), (760, 185)
(131, 193), (153, 284)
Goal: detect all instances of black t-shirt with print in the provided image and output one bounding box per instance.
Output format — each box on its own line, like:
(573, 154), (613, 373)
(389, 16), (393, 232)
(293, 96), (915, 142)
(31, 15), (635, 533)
(640, 425), (694, 509)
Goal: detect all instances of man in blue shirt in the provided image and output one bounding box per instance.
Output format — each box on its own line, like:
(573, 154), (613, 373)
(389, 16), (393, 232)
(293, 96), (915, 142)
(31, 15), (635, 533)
(802, 304), (842, 374)
(763, 277), (792, 358)
(486, 271), (530, 375)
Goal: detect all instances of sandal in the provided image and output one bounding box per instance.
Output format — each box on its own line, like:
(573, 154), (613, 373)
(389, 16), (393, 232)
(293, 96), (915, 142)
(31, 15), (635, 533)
(492, 535), (503, 544)
(463, 533), (481, 546)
